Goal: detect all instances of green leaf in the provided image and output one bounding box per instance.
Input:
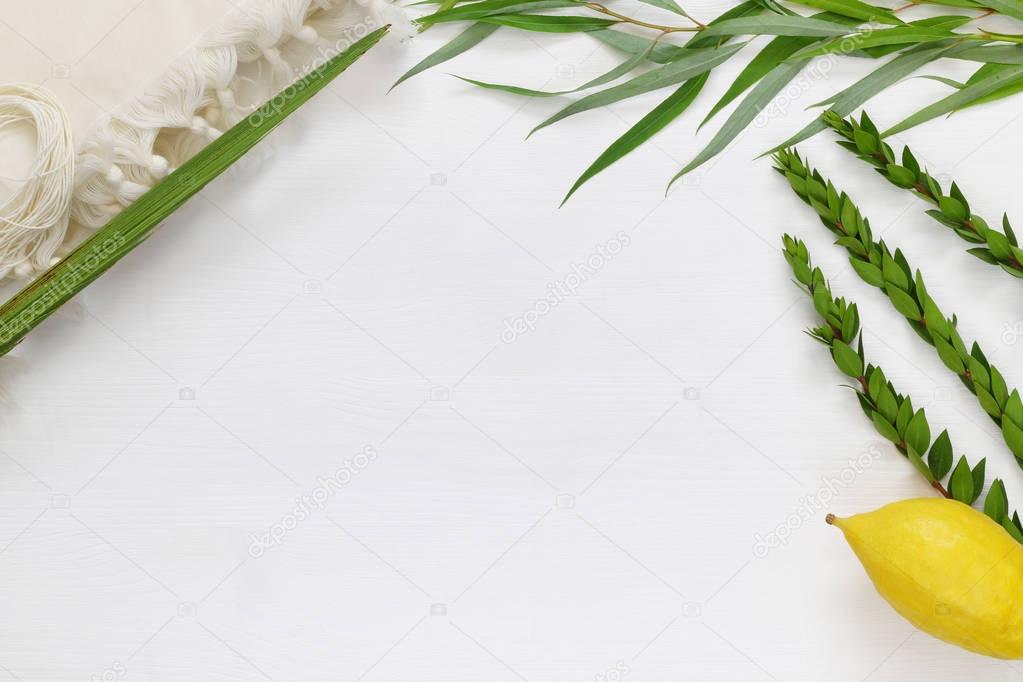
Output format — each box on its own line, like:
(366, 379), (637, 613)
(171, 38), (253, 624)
(872, 411), (901, 443)
(530, 42), (747, 135)
(904, 409), (930, 455)
(928, 429), (953, 479)
(832, 339), (864, 377)
(934, 336), (965, 373)
(1002, 515), (1023, 543)
(849, 258), (885, 287)
(392, 23), (499, 90)
(896, 397), (914, 435)
(977, 384), (1002, 418)
(888, 287), (922, 319)
(419, 0), (574, 25)
(979, 0), (1023, 22)
(697, 15), (856, 39)
(764, 43), (957, 154)
(700, 35), (815, 128)
(637, 0), (692, 17)
(477, 14), (617, 31)
(589, 29), (686, 64)
(786, 0), (901, 23)
(0, 27), (389, 357)
(790, 27), (955, 60)
(906, 445), (934, 482)
(671, 59), (807, 185)
(984, 478), (1008, 522)
(883, 65), (1023, 137)
(562, 74), (707, 204)
(1002, 417), (1023, 459)
(455, 44), (652, 97)
(938, 195), (968, 221)
(949, 456), (974, 503)
(971, 458), (986, 504)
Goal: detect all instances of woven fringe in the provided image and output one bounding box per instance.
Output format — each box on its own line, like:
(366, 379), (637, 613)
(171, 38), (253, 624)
(66, 0), (409, 252)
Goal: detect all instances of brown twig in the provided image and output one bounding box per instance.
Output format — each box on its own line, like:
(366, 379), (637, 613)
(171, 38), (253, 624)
(584, 2), (703, 31)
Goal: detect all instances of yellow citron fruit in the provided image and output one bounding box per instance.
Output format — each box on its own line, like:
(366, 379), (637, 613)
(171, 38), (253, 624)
(829, 497), (1023, 659)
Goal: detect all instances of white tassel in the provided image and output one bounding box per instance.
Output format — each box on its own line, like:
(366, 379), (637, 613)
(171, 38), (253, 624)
(66, 0), (406, 251)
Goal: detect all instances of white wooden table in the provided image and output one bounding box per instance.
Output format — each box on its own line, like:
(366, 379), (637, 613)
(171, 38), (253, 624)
(1, 0), (1022, 679)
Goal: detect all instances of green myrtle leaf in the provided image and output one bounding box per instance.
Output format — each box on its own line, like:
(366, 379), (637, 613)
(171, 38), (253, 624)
(1002, 515), (1023, 543)
(938, 195), (968, 221)
(887, 286), (922, 319)
(991, 367), (1009, 406)
(928, 429), (953, 479)
(896, 397), (914, 435)
(832, 339), (864, 377)
(872, 411), (900, 443)
(934, 336), (965, 373)
(984, 478), (1008, 522)
(849, 258), (885, 287)
(904, 409), (931, 455)
(949, 456), (974, 503)
(977, 385), (1002, 418)
(1005, 390), (1023, 424)
(1002, 417), (1023, 459)
(971, 458), (986, 504)
(906, 445), (934, 482)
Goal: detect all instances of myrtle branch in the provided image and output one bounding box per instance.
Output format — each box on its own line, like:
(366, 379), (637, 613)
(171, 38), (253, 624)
(782, 235), (1023, 541)
(774, 149), (1023, 470)
(822, 110), (1023, 278)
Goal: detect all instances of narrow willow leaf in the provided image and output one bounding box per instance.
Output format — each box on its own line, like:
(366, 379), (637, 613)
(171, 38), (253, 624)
(699, 35), (815, 128)
(763, 42), (956, 153)
(697, 15), (855, 39)
(951, 44), (1023, 65)
(883, 64), (1023, 136)
(790, 27), (957, 60)
(455, 42), (652, 97)
(589, 28), (686, 63)
(419, 0), (575, 26)
(590, 0), (762, 64)
(562, 74), (707, 204)
(786, 0), (901, 24)
(956, 63), (1023, 110)
(0, 27), (389, 358)
(981, 0), (1023, 21)
(477, 14), (617, 31)
(673, 59), (805, 185)
(637, 0), (691, 17)
(392, 23), (499, 90)
(920, 0), (982, 7)
(916, 74), (966, 88)
(530, 42), (746, 135)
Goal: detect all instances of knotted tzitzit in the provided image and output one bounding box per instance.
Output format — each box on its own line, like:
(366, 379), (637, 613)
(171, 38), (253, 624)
(0, 84), (74, 280)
